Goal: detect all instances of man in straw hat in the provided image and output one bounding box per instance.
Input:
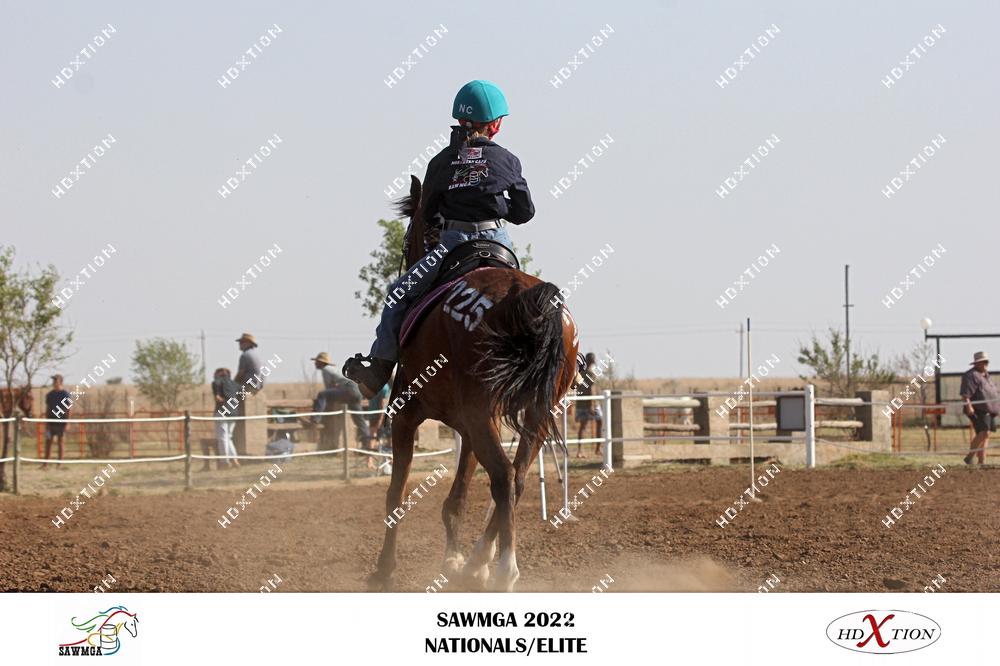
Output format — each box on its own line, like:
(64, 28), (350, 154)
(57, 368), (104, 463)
(234, 333), (265, 392)
(960, 351), (999, 465)
(310, 352), (374, 465)
(232, 332), (264, 456)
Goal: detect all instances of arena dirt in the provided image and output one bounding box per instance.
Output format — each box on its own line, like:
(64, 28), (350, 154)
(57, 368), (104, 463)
(1, 466), (997, 592)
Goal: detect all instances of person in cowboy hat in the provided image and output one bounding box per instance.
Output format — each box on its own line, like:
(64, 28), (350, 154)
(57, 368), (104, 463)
(960, 351), (999, 465)
(233, 333), (265, 393)
(310, 352), (373, 454)
(344, 79), (535, 398)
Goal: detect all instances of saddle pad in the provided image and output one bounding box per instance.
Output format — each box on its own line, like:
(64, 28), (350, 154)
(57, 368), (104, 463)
(399, 267), (492, 347)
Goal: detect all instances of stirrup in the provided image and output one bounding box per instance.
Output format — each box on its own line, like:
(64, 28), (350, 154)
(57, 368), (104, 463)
(343, 353), (392, 400)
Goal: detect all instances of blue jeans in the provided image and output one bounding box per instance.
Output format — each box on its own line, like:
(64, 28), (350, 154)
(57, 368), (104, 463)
(370, 225), (513, 361)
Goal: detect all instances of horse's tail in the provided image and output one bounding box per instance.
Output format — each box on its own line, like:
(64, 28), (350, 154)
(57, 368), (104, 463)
(475, 281), (567, 446)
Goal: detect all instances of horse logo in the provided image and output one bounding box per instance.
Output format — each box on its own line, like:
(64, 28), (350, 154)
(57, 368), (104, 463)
(58, 605), (139, 656)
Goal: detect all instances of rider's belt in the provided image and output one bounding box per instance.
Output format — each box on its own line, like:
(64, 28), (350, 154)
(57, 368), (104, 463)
(442, 218), (505, 232)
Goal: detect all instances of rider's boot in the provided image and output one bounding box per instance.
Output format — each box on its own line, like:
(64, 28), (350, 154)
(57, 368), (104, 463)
(343, 354), (395, 400)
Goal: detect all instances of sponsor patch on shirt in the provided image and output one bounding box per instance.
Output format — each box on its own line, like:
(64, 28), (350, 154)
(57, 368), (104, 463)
(461, 147), (483, 161)
(448, 163), (489, 190)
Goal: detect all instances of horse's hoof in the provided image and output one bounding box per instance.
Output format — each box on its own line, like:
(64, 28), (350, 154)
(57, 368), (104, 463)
(442, 553), (466, 577)
(366, 572), (393, 592)
(463, 565), (490, 590)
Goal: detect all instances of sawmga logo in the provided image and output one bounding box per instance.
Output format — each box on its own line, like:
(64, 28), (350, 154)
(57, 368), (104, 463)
(57, 605), (139, 656)
(826, 610), (940, 654)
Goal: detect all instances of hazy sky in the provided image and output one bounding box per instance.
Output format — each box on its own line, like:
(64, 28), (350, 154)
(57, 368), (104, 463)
(3, 0), (997, 385)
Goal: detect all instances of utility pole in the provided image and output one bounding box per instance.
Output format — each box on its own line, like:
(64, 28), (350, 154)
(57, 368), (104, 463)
(738, 321), (744, 378)
(844, 265), (853, 392)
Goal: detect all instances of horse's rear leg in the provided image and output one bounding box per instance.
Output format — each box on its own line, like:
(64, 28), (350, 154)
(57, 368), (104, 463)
(441, 429), (476, 578)
(462, 420), (519, 591)
(368, 411), (419, 591)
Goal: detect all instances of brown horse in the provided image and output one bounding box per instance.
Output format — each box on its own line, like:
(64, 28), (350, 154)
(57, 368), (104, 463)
(0, 386), (35, 492)
(369, 177), (579, 592)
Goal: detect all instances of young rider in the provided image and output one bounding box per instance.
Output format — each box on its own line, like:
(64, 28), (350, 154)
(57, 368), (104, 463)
(344, 80), (534, 398)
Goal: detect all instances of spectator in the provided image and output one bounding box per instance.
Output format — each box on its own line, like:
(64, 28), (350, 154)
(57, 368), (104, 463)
(234, 333), (264, 392)
(574, 353), (604, 458)
(960, 351), (999, 465)
(43, 374), (71, 469)
(233, 332), (263, 455)
(310, 352), (368, 439)
(211, 367), (240, 468)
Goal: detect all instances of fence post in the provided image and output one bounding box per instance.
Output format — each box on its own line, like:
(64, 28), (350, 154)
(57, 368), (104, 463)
(805, 385), (816, 468)
(12, 415), (21, 496)
(538, 443), (547, 521)
(184, 411), (192, 490)
(603, 390), (613, 471)
(341, 409), (350, 481)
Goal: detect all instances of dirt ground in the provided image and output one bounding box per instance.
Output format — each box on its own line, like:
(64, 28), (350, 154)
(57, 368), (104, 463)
(1, 463), (997, 593)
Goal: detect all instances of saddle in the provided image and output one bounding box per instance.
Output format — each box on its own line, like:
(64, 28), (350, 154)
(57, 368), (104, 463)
(399, 239), (519, 346)
(432, 239), (519, 288)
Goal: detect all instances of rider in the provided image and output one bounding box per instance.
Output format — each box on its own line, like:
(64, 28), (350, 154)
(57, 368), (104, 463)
(344, 80), (535, 398)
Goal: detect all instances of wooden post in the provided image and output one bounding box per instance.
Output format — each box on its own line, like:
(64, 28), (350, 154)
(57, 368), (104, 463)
(341, 408), (350, 481)
(184, 411), (192, 490)
(12, 415), (21, 496)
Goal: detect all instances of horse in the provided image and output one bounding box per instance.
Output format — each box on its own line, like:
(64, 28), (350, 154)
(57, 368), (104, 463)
(0, 386), (34, 492)
(369, 176), (580, 592)
(60, 605), (139, 656)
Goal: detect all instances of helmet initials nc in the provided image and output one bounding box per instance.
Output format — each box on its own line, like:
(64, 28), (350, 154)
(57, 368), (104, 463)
(458, 104), (474, 113)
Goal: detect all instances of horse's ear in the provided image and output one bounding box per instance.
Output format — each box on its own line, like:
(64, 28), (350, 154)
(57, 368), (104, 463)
(409, 175), (421, 205)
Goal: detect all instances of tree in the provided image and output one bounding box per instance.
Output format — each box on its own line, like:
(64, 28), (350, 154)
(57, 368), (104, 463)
(0, 245), (73, 394)
(355, 219), (406, 318)
(797, 328), (896, 395)
(354, 219), (541, 318)
(130, 338), (200, 414)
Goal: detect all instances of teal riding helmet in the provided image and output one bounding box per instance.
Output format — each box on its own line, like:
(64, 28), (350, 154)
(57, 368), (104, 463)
(452, 80), (509, 123)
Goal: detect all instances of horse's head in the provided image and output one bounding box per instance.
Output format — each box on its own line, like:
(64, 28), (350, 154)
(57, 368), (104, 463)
(122, 613), (139, 638)
(395, 175), (424, 270)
